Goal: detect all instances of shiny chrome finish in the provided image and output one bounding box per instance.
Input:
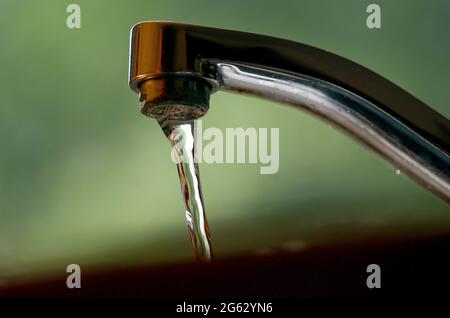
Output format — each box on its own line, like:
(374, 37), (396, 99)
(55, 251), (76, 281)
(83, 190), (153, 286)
(129, 21), (450, 203)
(213, 62), (450, 201)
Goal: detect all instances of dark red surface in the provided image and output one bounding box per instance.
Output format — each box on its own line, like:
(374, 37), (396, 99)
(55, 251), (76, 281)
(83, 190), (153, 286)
(1, 234), (450, 299)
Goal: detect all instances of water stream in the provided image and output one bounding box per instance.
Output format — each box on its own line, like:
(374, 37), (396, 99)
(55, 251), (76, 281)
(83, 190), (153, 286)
(160, 120), (213, 262)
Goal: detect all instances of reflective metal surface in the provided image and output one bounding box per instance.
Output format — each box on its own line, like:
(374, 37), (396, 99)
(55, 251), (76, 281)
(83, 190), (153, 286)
(212, 62), (450, 202)
(129, 21), (450, 203)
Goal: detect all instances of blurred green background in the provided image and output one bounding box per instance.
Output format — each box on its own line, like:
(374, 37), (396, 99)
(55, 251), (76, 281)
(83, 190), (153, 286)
(0, 0), (449, 284)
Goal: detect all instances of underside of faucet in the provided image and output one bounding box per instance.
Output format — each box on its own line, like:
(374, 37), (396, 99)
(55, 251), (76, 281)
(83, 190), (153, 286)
(129, 21), (450, 203)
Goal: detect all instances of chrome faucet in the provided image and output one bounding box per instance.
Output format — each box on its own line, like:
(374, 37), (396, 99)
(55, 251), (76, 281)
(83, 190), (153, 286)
(128, 22), (450, 203)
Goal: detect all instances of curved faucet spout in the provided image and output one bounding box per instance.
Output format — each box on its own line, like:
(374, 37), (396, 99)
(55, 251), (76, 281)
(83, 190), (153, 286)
(129, 21), (450, 203)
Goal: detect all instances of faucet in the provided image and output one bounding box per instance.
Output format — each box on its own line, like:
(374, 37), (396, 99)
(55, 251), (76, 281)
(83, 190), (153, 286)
(128, 21), (450, 203)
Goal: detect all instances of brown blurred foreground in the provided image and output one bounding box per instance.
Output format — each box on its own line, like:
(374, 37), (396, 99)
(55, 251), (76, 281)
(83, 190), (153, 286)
(1, 234), (450, 299)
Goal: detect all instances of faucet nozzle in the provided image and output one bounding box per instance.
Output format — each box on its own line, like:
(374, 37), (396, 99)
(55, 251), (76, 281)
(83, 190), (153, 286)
(137, 76), (212, 124)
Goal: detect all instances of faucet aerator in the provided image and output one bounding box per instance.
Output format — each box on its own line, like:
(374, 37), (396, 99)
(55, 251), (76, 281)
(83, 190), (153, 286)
(137, 76), (212, 125)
